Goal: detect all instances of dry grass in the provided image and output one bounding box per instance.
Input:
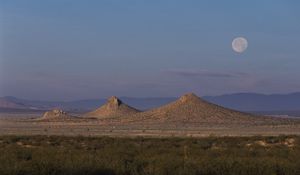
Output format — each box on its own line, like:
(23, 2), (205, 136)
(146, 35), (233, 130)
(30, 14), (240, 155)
(0, 135), (299, 175)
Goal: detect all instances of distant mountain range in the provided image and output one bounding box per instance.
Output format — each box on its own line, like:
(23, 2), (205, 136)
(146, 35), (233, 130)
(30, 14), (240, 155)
(0, 96), (176, 112)
(0, 97), (29, 109)
(204, 92), (300, 111)
(1, 92), (300, 113)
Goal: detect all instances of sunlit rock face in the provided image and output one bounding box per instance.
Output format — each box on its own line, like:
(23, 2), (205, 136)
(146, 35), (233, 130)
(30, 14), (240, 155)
(40, 109), (72, 121)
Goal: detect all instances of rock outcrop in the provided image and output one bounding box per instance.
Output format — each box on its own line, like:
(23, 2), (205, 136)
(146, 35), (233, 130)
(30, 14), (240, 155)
(39, 109), (73, 121)
(83, 96), (140, 119)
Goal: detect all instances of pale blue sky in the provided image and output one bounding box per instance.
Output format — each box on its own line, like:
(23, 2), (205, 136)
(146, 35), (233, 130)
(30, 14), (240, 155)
(1, 0), (300, 100)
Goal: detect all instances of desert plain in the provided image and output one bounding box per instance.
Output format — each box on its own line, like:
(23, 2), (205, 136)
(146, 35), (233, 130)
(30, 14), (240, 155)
(1, 93), (299, 137)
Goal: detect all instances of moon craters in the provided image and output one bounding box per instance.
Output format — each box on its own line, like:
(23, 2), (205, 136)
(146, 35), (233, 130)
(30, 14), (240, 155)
(232, 37), (248, 53)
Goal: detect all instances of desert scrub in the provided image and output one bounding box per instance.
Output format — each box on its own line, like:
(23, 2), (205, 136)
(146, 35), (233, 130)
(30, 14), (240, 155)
(0, 135), (299, 175)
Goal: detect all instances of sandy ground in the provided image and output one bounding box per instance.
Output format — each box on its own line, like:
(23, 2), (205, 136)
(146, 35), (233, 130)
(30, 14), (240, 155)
(1, 115), (300, 137)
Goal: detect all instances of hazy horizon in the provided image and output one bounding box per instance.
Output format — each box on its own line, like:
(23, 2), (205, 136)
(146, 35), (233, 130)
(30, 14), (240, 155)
(1, 1), (300, 100)
(2, 91), (300, 102)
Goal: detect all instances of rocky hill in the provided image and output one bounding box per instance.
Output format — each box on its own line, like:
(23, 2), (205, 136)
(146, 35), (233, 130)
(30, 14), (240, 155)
(83, 96), (140, 119)
(38, 109), (74, 121)
(127, 93), (279, 125)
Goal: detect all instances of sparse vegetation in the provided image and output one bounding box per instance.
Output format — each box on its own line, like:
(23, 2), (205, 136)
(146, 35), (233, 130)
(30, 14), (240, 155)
(0, 135), (299, 175)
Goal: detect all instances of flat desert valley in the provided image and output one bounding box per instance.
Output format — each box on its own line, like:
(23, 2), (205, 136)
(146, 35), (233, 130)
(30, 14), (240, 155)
(1, 93), (300, 137)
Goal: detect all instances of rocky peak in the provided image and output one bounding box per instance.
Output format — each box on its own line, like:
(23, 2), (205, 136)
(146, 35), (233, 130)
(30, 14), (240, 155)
(52, 109), (67, 116)
(179, 93), (199, 103)
(83, 95), (140, 119)
(107, 96), (122, 106)
(40, 109), (71, 120)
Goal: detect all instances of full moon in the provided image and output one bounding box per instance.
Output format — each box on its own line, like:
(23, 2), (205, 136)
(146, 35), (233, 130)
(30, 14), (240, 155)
(232, 37), (248, 53)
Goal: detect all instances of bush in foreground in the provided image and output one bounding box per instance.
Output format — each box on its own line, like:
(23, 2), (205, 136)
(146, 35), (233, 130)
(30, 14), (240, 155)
(0, 135), (299, 175)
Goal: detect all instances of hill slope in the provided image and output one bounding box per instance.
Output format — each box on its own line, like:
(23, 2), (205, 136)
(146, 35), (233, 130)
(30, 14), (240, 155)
(0, 97), (29, 109)
(83, 96), (140, 119)
(130, 93), (268, 124)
